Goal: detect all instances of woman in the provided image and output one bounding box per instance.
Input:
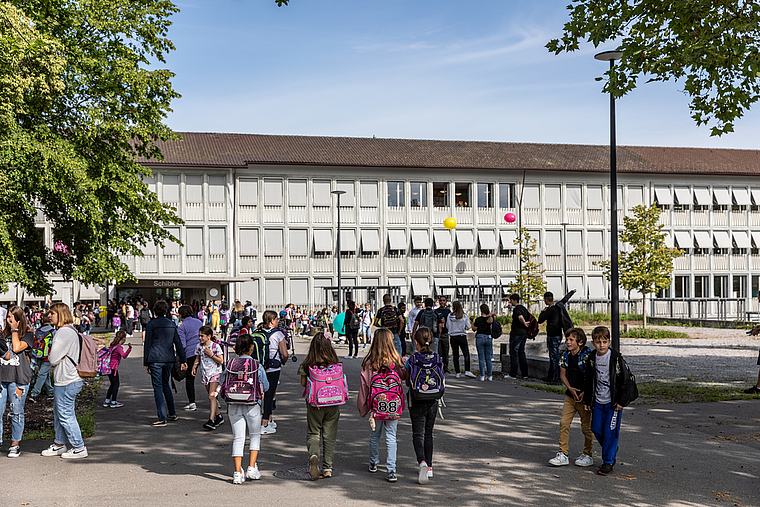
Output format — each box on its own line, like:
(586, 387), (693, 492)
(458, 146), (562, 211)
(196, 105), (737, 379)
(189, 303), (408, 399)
(231, 300), (246, 328)
(260, 310), (289, 434)
(42, 303), (88, 458)
(1, 306), (34, 458)
(447, 301), (475, 378)
(211, 301), (220, 332)
(344, 301), (360, 359)
(178, 305), (202, 411)
(328, 306), (338, 334)
(219, 301), (231, 341)
(471, 304), (495, 381)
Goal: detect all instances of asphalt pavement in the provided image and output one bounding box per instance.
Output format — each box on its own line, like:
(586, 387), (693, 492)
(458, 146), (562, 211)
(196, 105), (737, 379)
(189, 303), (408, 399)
(2, 337), (758, 507)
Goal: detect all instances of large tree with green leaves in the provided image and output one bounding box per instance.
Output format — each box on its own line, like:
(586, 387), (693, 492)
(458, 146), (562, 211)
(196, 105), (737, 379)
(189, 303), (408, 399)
(597, 204), (682, 328)
(507, 228), (547, 311)
(0, 0), (182, 296)
(548, 0), (760, 136)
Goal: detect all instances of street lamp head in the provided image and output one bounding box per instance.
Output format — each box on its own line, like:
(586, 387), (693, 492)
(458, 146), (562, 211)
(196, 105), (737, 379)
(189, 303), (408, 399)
(331, 190), (346, 195)
(594, 50), (623, 62)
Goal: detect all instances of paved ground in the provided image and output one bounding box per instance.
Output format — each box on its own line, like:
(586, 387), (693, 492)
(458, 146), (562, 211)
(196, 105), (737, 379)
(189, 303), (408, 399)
(2, 336), (759, 507)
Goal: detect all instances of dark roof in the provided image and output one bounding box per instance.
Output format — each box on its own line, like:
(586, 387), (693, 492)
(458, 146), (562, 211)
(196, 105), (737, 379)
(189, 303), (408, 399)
(138, 132), (760, 176)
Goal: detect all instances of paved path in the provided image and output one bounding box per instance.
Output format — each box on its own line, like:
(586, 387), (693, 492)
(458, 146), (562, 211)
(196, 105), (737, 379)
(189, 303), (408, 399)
(3, 338), (759, 507)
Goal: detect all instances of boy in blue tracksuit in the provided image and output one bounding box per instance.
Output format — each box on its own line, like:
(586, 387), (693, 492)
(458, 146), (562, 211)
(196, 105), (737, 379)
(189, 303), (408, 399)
(583, 326), (636, 476)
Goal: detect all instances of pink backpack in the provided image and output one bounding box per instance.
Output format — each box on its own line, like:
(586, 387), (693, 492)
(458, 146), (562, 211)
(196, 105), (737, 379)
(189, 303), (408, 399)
(303, 363), (349, 407)
(369, 365), (405, 420)
(221, 358), (263, 403)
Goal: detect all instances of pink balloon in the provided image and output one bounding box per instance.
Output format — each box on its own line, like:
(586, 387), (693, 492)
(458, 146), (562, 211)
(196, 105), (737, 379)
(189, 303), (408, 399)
(504, 212), (516, 223)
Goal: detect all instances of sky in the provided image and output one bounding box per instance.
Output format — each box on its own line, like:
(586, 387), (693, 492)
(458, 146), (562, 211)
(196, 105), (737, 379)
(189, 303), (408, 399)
(162, 0), (760, 149)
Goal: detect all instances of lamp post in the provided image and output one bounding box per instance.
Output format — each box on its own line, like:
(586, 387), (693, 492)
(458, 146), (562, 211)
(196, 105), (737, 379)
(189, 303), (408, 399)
(332, 190), (346, 312)
(561, 221), (569, 295)
(594, 49), (623, 352)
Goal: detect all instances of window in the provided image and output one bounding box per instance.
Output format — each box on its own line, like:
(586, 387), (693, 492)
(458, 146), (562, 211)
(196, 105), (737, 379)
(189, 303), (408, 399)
(289, 229), (308, 256)
(238, 178), (257, 205)
(499, 230), (517, 255)
(455, 183), (470, 207)
(410, 182), (427, 208)
(627, 186), (644, 209)
(477, 183), (493, 208)
(544, 185), (560, 209)
(388, 182), (404, 207)
(313, 180), (332, 206)
(265, 279), (284, 306)
(336, 181), (355, 206)
(361, 229), (380, 255)
(694, 276), (709, 298)
(263, 179), (283, 206)
(523, 184), (540, 208)
(498, 183), (515, 208)
(455, 230), (475, 253)
(239, 229), (259, 256)
(360, 181), (378, 207)
(656, 286), (671, 298)
(566, 185), (582, 209)
(209, 228), (226, 255)
(163, 228), (180, 255)
(162, 174), (179, 203)
(264, 229), (283, 256)
(713, 188), (730, 211)
(208, 176), (226, 204)
(388, 230), (407, 253)
(477, 230), (496, 256)
(654, 186), (672, 210)
(587, 186), (603, 210)
(733, 275), (747, 298)
(753, 275), (759, 298)
(410, 230), (430, 255)
(674, 187), (691, 210)
(433, 230), (452, 255)
(714, 275), (728, 298)
(433, 182), (449, 208)
(186, 228), (203, 256)
(674, 276), (690, 298)
(288, 180), (307, 206)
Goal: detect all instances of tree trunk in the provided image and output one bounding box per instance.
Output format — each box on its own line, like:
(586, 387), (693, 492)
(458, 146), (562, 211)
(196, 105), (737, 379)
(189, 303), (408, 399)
(642, 293), (647, 329)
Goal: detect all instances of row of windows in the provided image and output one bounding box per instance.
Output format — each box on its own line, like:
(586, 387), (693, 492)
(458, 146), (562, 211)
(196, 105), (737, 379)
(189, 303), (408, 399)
(668, 275), (760, 298)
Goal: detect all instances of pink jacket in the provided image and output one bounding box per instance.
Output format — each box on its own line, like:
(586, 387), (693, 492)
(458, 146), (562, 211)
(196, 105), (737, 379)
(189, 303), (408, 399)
(109, 345), (132, 373)
(357, 363), (408, 418)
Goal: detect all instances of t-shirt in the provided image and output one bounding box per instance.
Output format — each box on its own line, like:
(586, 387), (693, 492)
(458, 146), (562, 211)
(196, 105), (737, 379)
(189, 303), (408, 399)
(361, 310), (374, 326)
(407, 306), (423, 333)
(594, 350), (612, 404)
(473, 316), (493, 335)
(195, 341), (224, 383)
(435, 307), (451, 333)
(415, 308), (442, 336)
(560, 346), (590, 396)
(0, 332), (34, 384)
(510, 305), (530, 336)
(266, 329), (286, 373)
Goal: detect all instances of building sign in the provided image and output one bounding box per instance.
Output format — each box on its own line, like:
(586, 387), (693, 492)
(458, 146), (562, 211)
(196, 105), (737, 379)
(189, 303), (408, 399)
(153, 281), (181, 288)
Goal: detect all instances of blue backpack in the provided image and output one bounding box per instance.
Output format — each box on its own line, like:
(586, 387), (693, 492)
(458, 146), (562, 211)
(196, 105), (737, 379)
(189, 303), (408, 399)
(563, 346), (590, 373)
(408, 352), (445, 400)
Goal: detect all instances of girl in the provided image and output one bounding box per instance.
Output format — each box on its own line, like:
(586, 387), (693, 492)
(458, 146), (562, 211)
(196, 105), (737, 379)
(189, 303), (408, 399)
(232, 300), (245, 328)
(103, 331), (132, 408)
(219, 302), (231, 341)
(192, 326), (225, 430)
(299, 332), (342, 479)
(1, 306), (34, 458)
(112, 309), (122, 332)
(357, 328), (408, 482)
(227, 333), (269, 484)
(406, 328), (440, 484)
(472, 304), (495, 381)
(300, 310), (310, 336)
(211, 301), (220, 331)
(447, 301), (476, 379)
(261, 310), (289, 434)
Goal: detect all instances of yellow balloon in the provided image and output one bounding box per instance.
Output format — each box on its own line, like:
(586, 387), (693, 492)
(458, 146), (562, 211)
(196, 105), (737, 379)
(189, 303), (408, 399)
(444, 217), (457, 230)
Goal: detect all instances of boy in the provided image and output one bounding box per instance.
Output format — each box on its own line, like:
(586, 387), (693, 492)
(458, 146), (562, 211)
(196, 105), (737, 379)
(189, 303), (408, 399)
(584, 326), (636, 476)
(549, 327), (593, 467)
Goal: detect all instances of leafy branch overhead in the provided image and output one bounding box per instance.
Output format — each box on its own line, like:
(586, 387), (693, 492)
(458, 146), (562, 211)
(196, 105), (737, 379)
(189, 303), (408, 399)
(547, 0), (760, 136)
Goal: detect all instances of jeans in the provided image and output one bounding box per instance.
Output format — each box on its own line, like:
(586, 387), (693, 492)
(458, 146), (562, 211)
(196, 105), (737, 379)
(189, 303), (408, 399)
(106, 371), (120, 401)
(449, 335), (470, 373)
(229, 403), (262, 457)
(361, 324), (371, 339)
(409, 399), (437, 466)
(185, 356), (197, 404)
(369, 418), (398, 473)
(262, 370), (280, 420)
(392, 333), (403, 357)
(124, 319), (133, 335)
(0, 382), (29, 442)
(53, 380), (84, 448)
(149, 362), (175, 422)
(475, 333), (493, 377)
(438, 332), (450, 371)
(591, 402), (621, 465)
(346, 328), (359, 356)
(30, 360), (54, 398)
(306, 404), (340, 471)
(509, 334), (529, 377)
(546, 335), (563, 381)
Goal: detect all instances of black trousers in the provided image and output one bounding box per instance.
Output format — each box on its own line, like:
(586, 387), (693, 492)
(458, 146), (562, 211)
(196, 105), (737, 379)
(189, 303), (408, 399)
(346, 328), (359, 356)
(409, 398), (438, 466)
(449, 335), (470, 373)
(106, 371), (120, 401)
(438, 332), (450, 371)
(185, 356), (197, 404)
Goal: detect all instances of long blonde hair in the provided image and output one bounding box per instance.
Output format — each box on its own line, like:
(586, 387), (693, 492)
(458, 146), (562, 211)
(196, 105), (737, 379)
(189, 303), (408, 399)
(361, 328), (402, 371)
(452, 300), (464, 320)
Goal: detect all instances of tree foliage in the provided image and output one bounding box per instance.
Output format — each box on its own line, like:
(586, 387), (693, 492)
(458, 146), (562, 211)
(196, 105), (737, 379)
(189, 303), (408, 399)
(507, 228), (547, 310)
(547, 0), (760, 136)
(0, 0), (182, 295)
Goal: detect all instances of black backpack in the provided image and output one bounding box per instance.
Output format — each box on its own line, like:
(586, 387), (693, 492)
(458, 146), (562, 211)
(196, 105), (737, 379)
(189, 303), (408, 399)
(618, 356), (639, 406)
(491, 319), (503, 339)
(139, 307), (151, 323)
(347, 309), (361, 331)
(418, 308), (439, 337)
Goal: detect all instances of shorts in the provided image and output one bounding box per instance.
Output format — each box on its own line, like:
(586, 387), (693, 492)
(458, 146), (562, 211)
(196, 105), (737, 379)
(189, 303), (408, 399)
(203, 374), (221, 386)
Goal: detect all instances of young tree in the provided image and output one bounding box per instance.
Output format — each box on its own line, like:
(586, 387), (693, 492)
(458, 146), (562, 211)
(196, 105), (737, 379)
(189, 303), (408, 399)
(507, 228), (547, 312)
(547, 0), (760, 136)
(0, 1), (182, 296)
(597, 204), (682, 328)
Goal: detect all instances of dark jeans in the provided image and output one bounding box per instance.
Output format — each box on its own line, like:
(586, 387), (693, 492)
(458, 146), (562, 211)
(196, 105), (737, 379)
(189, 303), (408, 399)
(509, 334), (529, 377)
(438, 332), (450, 371)
(185, 356), (197, 404)
(221, 325), (229, 341)
(106, 313), (113, 329)
(546, 335), (563, 381)
(346, 328), (359, 356)
(449, 335), (470, 373)
(399, 332), (408, 356)
(124, 318), (133, 335)
(106, 371), (120, 401)
(409, 399), (437, 466)
(149, 362), (175, 422)
(263, 369), (280, 420)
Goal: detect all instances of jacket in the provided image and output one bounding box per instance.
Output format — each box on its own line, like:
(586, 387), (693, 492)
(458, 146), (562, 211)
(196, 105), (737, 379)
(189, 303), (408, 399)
(357, 364), (408, 418)
(178, 316), (202, 359)
(583, 348), (635, 408)
(144, 316), (186, 365)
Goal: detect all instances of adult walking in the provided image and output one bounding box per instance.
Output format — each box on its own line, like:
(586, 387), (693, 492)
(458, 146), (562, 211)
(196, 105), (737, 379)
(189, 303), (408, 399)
(447, 301), (475, 378)
(178, 305), (202, 411)
(373, 294), (404, 357)
(344, 300), (360, 358)
(144, 300), (187, 426)
(43, 303), (88, 458)
(435, 296), (452, 372)
(506, 294), (530, 379)
(471, 304), (495, 381)
(1, 306), (34, 457)
(138, 300), (152, 342)
(538, 290), (576, 384)
(260, 310), (289, 434)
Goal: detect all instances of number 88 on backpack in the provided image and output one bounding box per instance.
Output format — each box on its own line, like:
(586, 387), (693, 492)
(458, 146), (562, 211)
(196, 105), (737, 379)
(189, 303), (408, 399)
(369, 366), (405, 420)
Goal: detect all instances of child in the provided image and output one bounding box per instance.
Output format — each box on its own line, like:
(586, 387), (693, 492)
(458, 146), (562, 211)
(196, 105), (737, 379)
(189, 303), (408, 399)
(192, 325), (225, 430)
(226, 332), (269, 484)
(299, 332), (345, 480)
(103, 330), (133, 408)
(358, 328), (408, 482)
(406, 328), (444, 484)
(112, 310), (122, 332)
(549, 327), (593, 467)
(584, 326), (637, 476)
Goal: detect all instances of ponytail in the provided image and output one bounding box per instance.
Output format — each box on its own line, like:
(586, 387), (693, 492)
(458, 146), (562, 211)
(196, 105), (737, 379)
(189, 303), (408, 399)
(413, 327), (433, 354)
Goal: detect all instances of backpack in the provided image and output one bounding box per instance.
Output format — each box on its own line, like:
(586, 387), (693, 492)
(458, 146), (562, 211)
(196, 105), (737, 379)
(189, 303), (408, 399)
(65, 325), (98, 378)
(304, 363), (349, 407)
(377, 305), (400, 332)
(171, 353), (187, 381)
(220, 312), (228, 326)
(32, 328), (54, 359)
(408, 352), (445, 400)
(563, 347), (590, 374)
(347, 309), (361, 331)
(369, 365), (405, 420)
(417, 308), (439, 337)
(526, 312), (539, 340)
(491, 319), (503, 339)
(139, 307), (151, 323)
(221, 357), (263, 403)
(97, 346), (114, 376)
(249, 328), (279, 369)
(618, 356), (639, 407)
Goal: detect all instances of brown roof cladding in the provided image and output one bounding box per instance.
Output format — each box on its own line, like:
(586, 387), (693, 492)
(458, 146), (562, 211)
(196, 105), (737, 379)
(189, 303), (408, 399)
(138, 132), (760, 176)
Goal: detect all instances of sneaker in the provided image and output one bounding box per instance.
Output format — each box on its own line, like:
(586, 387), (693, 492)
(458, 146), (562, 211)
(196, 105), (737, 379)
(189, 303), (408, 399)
(246, 465), (261, 480)
(575, 454), (593, 467)
(203, 419), (216, 430)
(103, 399), (111, 407)
(464, 371), (476, 378)
(28, 396), (37, 404)
(41, 443), (67, 457)
(743, 385), (760, 394)
(232, 471), (245, 484)
(427, 467), (433, 478)
(167, 414), (179, 422)
(504, 374), (517, 379)
(386, 471), (397, 482)
(549, 452), (569, 466)
(479, 376), (485, 381)
(309, 454), (320, 480)
(183, 403), (197, 411)
(269, 420), (277, 429)
(368, 463), (378, 473)
(110, 401), (124, 408)
(418, 461), (429, 484)
(597, 463), (614, 475)
(323, 469), (332, 478)
(7, 446), (20, 458)
(487, 376), (493, 381)
(214, 414), (225, 427)
(61, 446), (88, 459)
(152, 420), (167, 427)
(260, 424), (276, 435)
(455, 373), (461, 378)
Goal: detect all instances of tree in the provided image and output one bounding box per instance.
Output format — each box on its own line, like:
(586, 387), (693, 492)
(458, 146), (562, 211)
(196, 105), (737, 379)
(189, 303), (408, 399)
(547, 0), (760, 136)
(507, 228), (547, 311)
(0, 1), (182, 296)
(597, 204), (682, 328)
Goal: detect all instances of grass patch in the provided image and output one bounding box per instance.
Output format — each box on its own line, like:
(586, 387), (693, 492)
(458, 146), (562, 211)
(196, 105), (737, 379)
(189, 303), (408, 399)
(22, 377), (100, 440)
(524, 383), (566, 395)
(621, 327), (689, 339)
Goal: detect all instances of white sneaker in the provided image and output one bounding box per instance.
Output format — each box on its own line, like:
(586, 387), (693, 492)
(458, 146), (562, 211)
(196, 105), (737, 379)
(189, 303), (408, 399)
(41, 443), (67, 457)
(233, 471), (245, 484)
(7, 445), (20, 458)
(464, 371), (476, 378)
(269, 420), (277, 429)
(418, 461), (429, 485)
(487, 376), (493, 381)
(549, 452), (569, 466)
(427, 467), (433, 478)
(479, 376), (485, 381)
(504, 374), (517, 379)
(455, 373), (461, 378)
(574, 453), (594, 467)
(183, 403), (197, 411)
(246, 465), (262, 480)
(260, 425), (276, 435)
(61, 446), (88, 459)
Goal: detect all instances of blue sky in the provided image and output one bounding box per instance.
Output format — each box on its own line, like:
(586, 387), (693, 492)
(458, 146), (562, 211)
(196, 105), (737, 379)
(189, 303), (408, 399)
(163, 0), (760, 149)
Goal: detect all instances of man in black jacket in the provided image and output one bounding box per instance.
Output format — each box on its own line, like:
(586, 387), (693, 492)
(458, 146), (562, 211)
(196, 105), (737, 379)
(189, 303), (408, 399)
(539, 289), (576, 383)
